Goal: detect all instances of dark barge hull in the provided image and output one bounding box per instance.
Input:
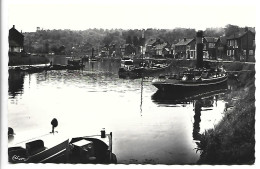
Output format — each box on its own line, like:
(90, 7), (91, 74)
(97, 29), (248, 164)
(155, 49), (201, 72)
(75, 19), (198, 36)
(152, 75), (228, 92)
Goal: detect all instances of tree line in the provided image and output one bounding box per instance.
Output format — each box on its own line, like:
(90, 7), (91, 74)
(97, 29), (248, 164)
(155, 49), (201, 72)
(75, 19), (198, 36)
(23, 24), (255, 55)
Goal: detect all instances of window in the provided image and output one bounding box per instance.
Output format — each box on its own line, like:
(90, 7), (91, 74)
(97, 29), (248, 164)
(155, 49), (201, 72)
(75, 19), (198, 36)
(234, 40), (238, 48)
(209, 43), (215, 48)
(249, 50), (254, 55)
(227, 50), (230, 56)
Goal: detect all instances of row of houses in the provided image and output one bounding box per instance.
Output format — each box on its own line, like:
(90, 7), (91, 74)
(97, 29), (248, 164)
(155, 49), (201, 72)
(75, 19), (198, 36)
(117, 27), (255, 62)
(9, 25), (255, 62)
(170, 27), (255, 62)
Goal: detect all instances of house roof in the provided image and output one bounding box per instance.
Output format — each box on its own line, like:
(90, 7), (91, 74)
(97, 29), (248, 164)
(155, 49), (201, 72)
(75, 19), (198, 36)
(175, 39), (194, 46)
(155, 42), (168, 50)
(226, 30), (255, 40)
(9, 27), (24, 38)
(204, 37), (219, 43)
(146, 39), (158, 46)
(219, 36), (227, 44)
(9, 26), (24, 47)
(164, 48), (170, 51)
(121, 43), (135, 49)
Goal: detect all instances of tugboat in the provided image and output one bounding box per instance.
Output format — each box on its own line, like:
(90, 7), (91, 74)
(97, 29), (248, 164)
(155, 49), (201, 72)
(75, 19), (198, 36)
(8, 119), (117, 164)
(152, 30), (228, 92)
(118, 56), (143, 79)
(67, 58), (85, 70)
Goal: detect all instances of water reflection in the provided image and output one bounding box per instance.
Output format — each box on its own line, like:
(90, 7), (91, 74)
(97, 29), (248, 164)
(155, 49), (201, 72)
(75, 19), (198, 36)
(193, 99), (202, 141)
(151, 83), (228, 106)
(151, 85), (228, 158)
(8, 57), (233, 164)
(8, 70), (25, 98)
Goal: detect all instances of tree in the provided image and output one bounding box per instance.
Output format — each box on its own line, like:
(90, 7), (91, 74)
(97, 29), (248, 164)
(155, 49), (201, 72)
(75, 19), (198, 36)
(133, 36), (139, 47)
(126, 35), (132, 44)
(225, 24), (240, 37)
(44, 41), (49, 53)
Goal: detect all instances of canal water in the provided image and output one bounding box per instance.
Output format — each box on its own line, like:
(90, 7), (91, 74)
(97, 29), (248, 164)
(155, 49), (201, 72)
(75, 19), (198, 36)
(8, 57), (230, 164)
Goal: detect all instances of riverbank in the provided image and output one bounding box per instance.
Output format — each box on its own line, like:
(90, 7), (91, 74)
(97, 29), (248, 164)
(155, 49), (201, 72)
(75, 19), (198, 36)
(196, 68), (255, 164)
(164, 59), (256, 164)
(8, 53), (50, 66)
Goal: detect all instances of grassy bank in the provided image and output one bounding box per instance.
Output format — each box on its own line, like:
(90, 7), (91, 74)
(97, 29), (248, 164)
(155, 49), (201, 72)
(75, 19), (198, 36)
(8, 53), (50, 66)
(196, 67), (255, 164)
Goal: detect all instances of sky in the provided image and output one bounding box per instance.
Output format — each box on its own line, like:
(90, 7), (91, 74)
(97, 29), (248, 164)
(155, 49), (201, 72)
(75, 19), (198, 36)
(5, 0), (258, 32)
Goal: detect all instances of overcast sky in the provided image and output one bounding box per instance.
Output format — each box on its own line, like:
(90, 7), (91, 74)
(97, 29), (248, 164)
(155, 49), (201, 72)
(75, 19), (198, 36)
(6, 0), (257, 32)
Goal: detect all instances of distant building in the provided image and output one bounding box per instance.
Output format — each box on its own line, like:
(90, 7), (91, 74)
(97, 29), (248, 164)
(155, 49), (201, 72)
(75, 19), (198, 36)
(144, 39), (157, 56)
(170, 44), (175, 57)
(9, 25), (24, 53)
(202, 37), (219, 60)
(226, 28), (255, 61)
(155, 42), (170, 57)
(120, 44), (136, 56)
(175, 38), (196, 59)
(144, 38), (170, 58)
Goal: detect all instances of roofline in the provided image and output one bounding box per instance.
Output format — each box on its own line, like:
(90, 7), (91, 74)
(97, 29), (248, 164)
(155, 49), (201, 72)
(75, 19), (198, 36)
(226, 30), (255, 40)
(175, 39), (195, 46)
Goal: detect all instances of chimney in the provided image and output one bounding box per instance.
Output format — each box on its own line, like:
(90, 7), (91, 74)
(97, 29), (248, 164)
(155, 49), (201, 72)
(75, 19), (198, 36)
(21, 30), (22, 33)
(196, 30), (204, 69)
(13, 25), (15, 29)
(245, 27), (248, 32)
(142, 29), (145, 39)
(184, 38), (186, 42)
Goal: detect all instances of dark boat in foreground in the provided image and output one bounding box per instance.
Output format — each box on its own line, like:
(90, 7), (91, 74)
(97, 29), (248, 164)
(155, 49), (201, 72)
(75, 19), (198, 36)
(8, 120), (117, 164)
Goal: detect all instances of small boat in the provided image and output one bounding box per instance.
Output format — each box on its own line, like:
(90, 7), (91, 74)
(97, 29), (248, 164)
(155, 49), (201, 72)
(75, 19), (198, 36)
(118, 57), (143, 79)
(118, 57), (171, 79)
(48, 64), (68, 70)
(142, 59), (171, 74)
(67, 59), (85, 70)
(8, 120), (117, 164)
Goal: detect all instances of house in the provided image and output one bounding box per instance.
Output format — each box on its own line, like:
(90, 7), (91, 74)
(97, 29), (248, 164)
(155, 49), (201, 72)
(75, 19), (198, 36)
(175, 38), (196, 59)
(203, 37), (219, 59)
(144, 38), (164, 56)
(170, 44), (175, 56)
(9, 25), (24, 53)
(109, 44), (116, 56)
(226, 28), (255, 61)
(144, 39), (157, 56)
(154, 42), (169, 56)
(120, 44), (136, 56)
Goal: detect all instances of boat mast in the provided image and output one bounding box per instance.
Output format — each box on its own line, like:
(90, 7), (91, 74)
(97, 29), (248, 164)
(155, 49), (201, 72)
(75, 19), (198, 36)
(196, 30), (204, 69)
(140, 29), (145, 116)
